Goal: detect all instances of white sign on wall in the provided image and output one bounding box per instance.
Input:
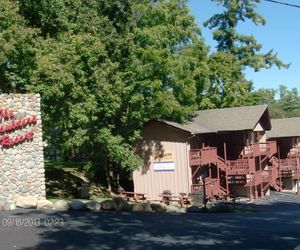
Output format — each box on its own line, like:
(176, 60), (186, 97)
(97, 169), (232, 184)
(152, 150), (175, 171)
(153, 161), (175, 171)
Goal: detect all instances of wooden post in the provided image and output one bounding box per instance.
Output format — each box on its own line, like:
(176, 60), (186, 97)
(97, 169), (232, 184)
(297, 158), (300, 195)
(249, 186), (253, 201)
(259, 153), (263, 197)
(224, 142), (229, 195)
(278, 146), (282, 190)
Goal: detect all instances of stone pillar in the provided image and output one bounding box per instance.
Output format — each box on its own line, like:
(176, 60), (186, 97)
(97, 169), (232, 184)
(0, 94), (45, 201)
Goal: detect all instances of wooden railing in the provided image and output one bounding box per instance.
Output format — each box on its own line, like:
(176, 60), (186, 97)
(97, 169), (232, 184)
(238, 141), (277, 158)
(262, 166), (279, 183)
(252, 141), (277, 158)
(227, 159), (250, 175)
(245, 171), (262, 187)
(191, 178), (223, 199)
(189, 150), (201, 166)
(201, 147), (218, 165)
(279, 158), (299, 171)
(189, 147), (218, 166)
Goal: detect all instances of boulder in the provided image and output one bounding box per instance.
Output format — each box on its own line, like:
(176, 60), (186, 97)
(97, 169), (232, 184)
(100, 200), (117, 211)
(150, 203), (167, 212)
(0, 200), (15, 211)
(113, 197), (131, 211)
(166, 205), (185, 213)
(53, 200), (70, 211)
(37, 200), (53, 209)
(86, 201), (101, 211)
(15, 196), (38, 209)
(131, 201), (152, 212)
(70, 200), (86, 210)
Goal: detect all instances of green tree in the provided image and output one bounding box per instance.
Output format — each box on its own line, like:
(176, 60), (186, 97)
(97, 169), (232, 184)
(205, 0), (287, 71)
(202, 0), (288, 108)
(2, 0), (209, 191)
(252, 85), (300, 118)
(0, 0), (37, 92)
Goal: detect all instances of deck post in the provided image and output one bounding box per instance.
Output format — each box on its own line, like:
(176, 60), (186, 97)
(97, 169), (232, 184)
(224, 142), (229, 194)
(254, 185), (258, 199)
(297, 158), (300, 195)
(249, 186), (253, 201)
(259, 154), (264, 197)
(278, 146), (282, 190)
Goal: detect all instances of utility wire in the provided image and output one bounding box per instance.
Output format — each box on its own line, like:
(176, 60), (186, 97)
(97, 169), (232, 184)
(263, 0), (300, 9)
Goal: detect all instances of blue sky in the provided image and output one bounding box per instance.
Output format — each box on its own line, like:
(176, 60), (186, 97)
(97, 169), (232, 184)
(188, 0), (300, 92)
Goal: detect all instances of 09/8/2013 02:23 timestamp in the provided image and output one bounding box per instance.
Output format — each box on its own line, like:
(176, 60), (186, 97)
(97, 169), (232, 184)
(1, 216), (64, 227)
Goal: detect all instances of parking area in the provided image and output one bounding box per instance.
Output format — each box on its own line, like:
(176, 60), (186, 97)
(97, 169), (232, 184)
(0, 191), (300, 250)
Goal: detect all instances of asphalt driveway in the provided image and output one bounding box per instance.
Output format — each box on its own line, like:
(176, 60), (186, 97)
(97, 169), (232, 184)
(1, 192), (300, 250)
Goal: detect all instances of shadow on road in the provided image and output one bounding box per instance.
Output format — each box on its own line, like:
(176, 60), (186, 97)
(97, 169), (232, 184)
(7, 198), (299, 250)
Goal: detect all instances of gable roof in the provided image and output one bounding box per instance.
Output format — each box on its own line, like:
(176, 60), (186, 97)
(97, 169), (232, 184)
(156, 119), (210, 134)
(267, 117), (300, 139)
(158, 105), (270, 135)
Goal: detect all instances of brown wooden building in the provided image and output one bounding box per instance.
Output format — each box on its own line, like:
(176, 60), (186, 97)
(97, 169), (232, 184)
(267, 117), (300, 193)
(134, 105), (279, 200)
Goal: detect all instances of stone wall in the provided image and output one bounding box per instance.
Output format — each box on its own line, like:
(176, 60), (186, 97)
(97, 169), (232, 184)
(0, 94), (45, 201)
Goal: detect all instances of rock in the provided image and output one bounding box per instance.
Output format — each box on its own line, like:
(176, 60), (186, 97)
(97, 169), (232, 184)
(100, 200), (117, 211)
(166, 205), (186, 213)
(70, 200), (86, 210)
(113, 197), (131, 211)
(53, 200), (70, 211)
(37, 200), (53, 209)
(0, 200), (15, 211)
(150, 203), (167, 212)
(15, 196), (38, 209)
(86, 201), (101, 211)
(131, 201), (152, 212)
(186, 206), (202, 213)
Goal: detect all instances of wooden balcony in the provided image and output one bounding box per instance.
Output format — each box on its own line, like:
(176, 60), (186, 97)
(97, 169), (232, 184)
(227, 159), (250, 175)
(191, 178), (226, 199)
(279, 158), (299, 171)
(189, 147), (218, 166)
(227, 158), (256, 175)
(242, 141), (277, 158)
(189, 150), (201, 166)
(245, 171), (262, 187)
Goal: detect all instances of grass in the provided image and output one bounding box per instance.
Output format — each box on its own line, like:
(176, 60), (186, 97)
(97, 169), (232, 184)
(235, 208), (257, 213)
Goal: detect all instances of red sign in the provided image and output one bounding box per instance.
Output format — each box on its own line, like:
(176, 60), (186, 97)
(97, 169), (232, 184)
(0, 108), (37, 147)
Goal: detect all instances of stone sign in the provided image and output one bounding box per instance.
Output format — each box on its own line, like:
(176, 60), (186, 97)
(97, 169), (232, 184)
(0, 94), (45, 201)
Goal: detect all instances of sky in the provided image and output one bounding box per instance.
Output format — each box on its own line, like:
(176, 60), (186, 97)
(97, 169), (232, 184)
(188, 0), (300, 92)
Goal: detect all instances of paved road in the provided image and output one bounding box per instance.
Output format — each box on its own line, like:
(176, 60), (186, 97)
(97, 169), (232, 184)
(0, 192), (300, 250)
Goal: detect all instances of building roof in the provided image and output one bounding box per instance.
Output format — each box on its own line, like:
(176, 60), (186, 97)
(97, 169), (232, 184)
(157, 105), (270, 135)
(156, 119), (210, 134)
(267, 117), (300, 139)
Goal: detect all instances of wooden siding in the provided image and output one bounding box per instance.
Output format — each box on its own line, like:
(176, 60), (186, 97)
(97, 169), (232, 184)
(133, 121), (191, 200)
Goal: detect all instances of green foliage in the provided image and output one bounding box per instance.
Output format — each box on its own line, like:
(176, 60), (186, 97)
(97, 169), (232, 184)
(200, 0), (289, 109)
(253, 85), (300, 118)
(0, 0), (37, 92)
(96, 128), (143, 171)
(205, 0), (288, 71)
(0, 0), (209, 185)
(200, 51), (253, 109)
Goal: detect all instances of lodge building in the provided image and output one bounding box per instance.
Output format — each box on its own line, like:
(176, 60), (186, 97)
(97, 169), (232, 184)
(133, 105), (299, 201)
(267, 118), (300, 193)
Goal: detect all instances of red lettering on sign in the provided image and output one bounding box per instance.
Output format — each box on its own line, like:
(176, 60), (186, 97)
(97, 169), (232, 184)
(0, 107), (38, 148)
